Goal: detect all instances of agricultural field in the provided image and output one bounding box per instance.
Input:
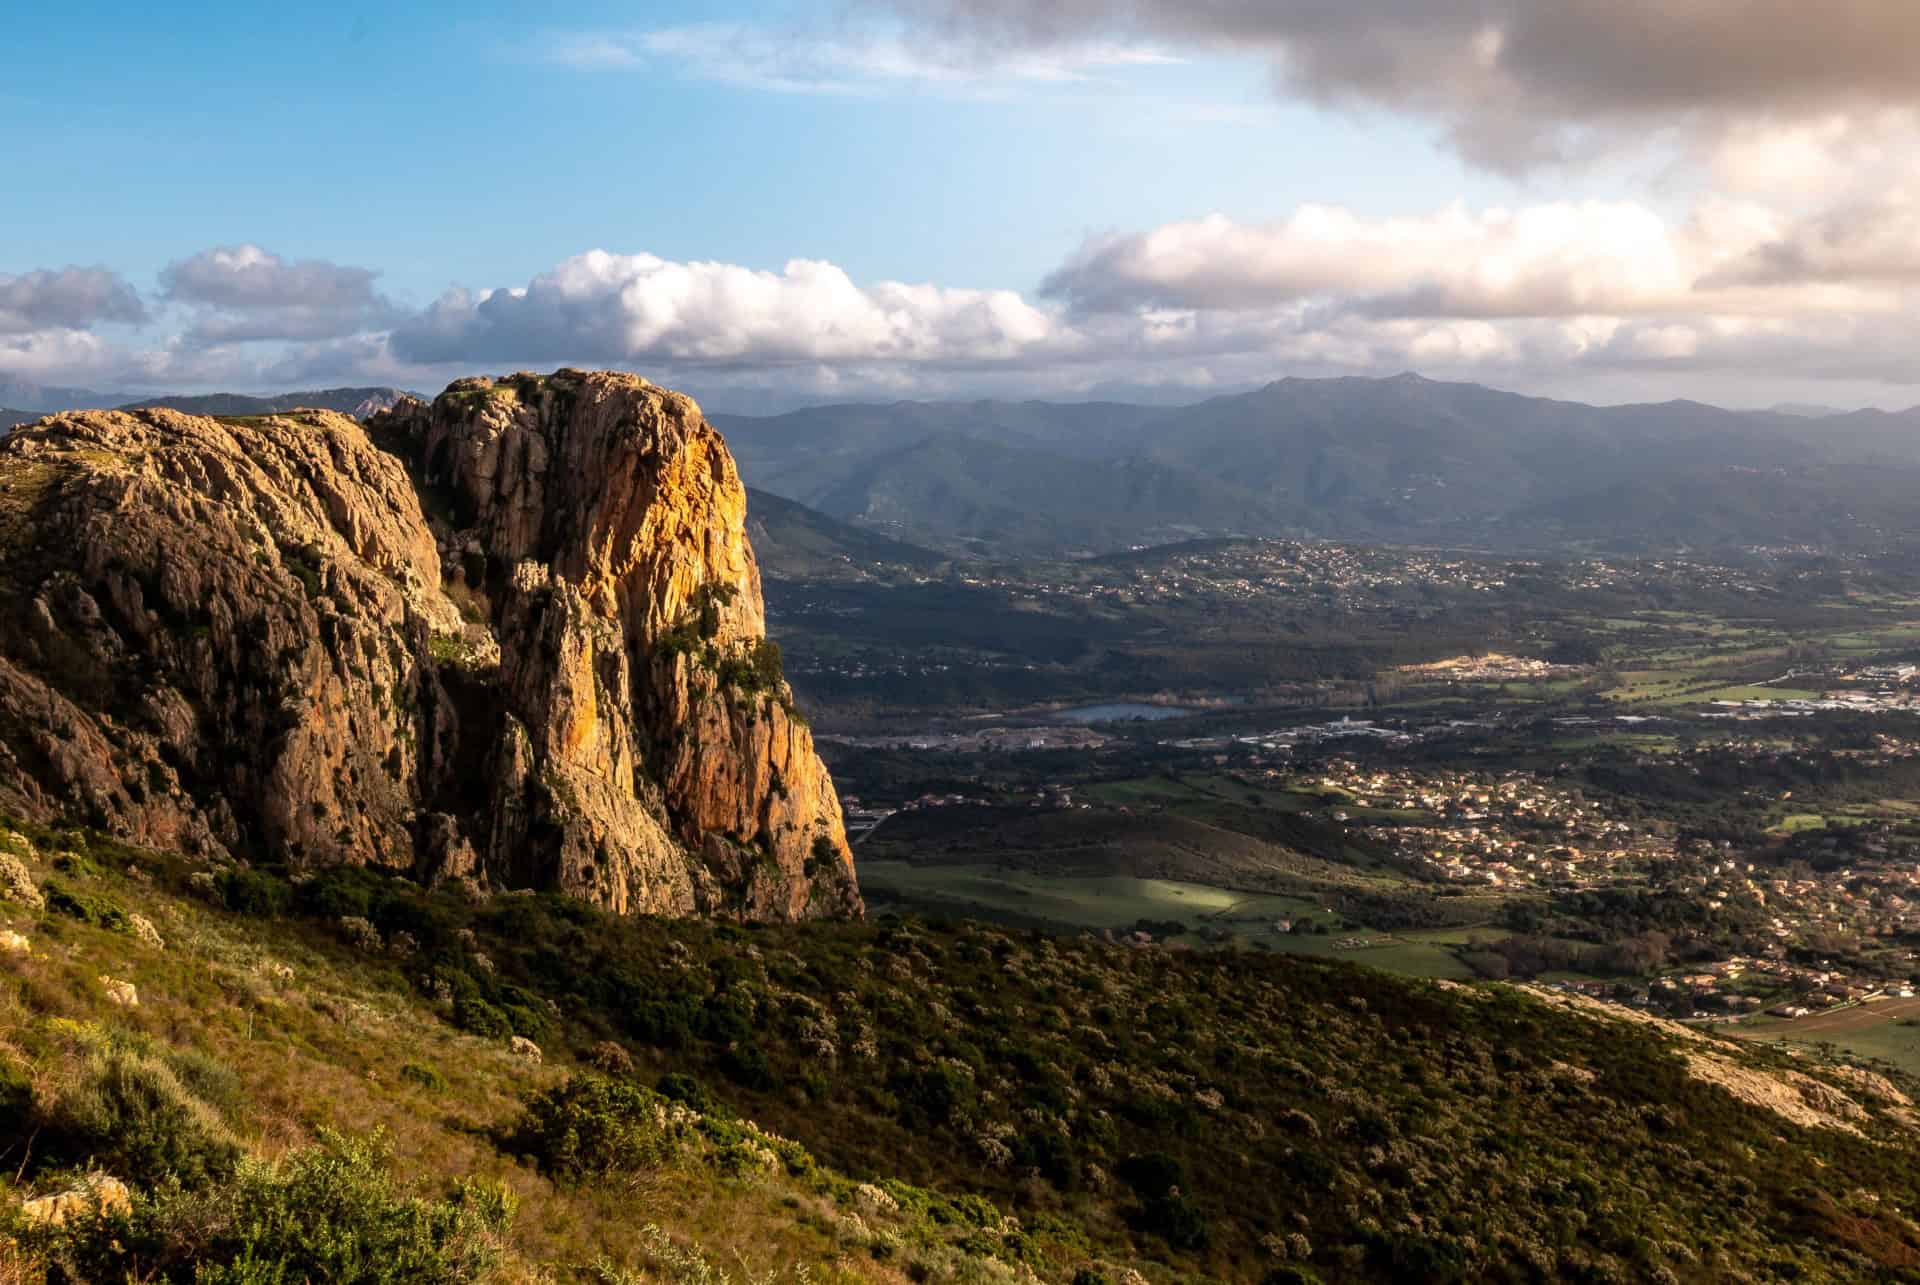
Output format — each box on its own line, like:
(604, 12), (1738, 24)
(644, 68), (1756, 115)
(1732, 998), (1920, 1079)
(855, 859), (1477, 978)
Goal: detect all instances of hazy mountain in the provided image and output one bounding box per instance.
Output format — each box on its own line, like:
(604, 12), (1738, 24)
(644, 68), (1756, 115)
(716, 373), (1920, 555)
(0, 409), (34, 432)
(118, 386), (418, 418)
(736, 424), (1276, 554)
(745, 486), (948, 581)
(0, 379), (130, 412)
(1769, 402), (1848, 418)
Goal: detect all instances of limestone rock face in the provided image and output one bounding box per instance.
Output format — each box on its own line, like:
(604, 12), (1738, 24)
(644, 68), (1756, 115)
(0, 371), (861, 920)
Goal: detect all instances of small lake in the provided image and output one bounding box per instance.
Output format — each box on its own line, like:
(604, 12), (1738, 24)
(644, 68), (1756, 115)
(1051, 702), (1193, 724)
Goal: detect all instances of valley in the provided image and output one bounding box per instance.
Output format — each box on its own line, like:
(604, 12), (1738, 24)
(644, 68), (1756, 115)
(754, 517), (1920, 1105)
(8, 375), (1920, 1280)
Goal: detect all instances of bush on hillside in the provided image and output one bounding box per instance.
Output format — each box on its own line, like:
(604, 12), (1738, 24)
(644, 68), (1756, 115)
(35, 1046), (242, 1189)
(18, 1128), (515, 1282)
(513, 1076), (691, 1182)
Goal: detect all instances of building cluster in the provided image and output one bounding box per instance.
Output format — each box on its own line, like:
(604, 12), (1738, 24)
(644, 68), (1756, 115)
(1301, 759), (1674, 887)
(1554, 954), (1920, 1022)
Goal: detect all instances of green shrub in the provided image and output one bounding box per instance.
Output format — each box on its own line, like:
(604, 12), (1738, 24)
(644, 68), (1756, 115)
(161, 1047), (244, 1117)
(718, 1043), (776, 1092)
(43, 881), (129, 932)
(23, 1128), (513, 1282)
(218, 868), (291, 917)
(454, 996), (510, 1038)
(401, 1062), (449, 1094)
(50, 852), (98, 878)
(514, 1076), (688, 1181)
(295, 867), (374, 921)
(39, 1049), (241, 1188)
(655, 1073), (717, 1116)
(0, 1060), (33, 1134)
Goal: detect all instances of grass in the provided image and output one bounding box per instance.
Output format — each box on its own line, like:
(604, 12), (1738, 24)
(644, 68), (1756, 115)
(855, 860), (1476, 977)
(1773, 813), (1830, 834)
(1690, 685), (1821, 703)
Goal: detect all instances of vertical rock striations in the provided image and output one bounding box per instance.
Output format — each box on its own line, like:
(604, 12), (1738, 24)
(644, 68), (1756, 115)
(0, 371), (861, 920)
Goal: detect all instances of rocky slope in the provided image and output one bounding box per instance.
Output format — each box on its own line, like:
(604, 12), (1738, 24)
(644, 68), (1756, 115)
(0, 370), (860, 920)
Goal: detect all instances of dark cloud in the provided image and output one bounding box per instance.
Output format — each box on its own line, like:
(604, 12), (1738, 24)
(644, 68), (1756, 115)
(159, 245), (397, 344)
(0, 267), (147, 334)
(881, 0), (1920, 167)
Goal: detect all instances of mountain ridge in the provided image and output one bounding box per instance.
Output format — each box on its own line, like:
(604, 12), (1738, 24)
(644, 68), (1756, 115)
(717, 372), (1920, 556)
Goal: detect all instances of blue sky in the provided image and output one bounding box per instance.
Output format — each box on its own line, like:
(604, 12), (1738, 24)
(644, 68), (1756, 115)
(6, 1), (1920, 410)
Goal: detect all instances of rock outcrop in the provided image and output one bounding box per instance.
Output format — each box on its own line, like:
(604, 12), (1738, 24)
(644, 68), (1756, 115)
(0, 370), (861, 920)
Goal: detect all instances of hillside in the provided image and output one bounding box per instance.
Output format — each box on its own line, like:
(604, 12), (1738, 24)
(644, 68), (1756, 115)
(4, 816), (1920, 1280)
(717, 374), (1920, 556)
(0, 370), (858, 920)
(732, 429), (1275, 556)
(745, 486), (949, 582)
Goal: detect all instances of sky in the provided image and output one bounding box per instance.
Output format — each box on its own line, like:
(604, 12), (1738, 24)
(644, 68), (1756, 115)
(7, 0), (1920, 412)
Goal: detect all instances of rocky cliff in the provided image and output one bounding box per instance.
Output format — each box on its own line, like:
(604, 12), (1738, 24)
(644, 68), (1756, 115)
(0, 370), (861, 920)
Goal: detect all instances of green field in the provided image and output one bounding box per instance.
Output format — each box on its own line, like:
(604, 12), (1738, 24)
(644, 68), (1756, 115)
(1736, 1012), (1920, 1079)
(1796, 1021), (1920, 1079)
(857, 859), (1475, 978)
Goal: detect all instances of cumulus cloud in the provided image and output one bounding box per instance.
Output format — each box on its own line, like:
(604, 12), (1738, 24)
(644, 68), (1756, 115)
(1039, 200), (1909, 322)
(879, 0), (1920, 169)
(0, 267), (146, 334)
(389, 250), (1065, 369)
(159, 245), (398, 345)
(1702, 191), (1920, 288)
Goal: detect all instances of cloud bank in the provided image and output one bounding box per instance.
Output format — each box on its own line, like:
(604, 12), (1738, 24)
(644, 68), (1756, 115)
(877, 0), (1920, 170)
(9, 183), (1920, 406)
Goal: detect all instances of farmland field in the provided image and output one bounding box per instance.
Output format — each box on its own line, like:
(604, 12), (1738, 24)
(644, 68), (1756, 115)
(1730, 996), (1920, 1078)
(856, 859), (1476, 977)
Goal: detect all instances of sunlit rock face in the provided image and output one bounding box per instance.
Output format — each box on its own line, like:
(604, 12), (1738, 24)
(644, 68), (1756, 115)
(0, 369), (861, 922)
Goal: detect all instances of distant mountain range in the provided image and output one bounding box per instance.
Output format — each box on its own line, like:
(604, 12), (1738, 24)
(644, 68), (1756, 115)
(116, 387), (418, 418)
(0, 380), (418, 418)
(717, 373), (1920, 556)
(0, 380), (130, 412)
(0, 409), (33, 432)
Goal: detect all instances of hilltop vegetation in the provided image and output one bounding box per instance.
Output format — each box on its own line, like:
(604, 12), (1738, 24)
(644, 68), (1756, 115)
(2, 817), (1920, 1280)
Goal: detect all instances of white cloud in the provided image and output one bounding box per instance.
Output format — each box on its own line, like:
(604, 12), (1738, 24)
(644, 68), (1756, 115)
(14, 183), (1920, 405)
(389, 250), (1066, 368)
(159, 245), (397, 345)
(1040, 200), (1910, 322)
